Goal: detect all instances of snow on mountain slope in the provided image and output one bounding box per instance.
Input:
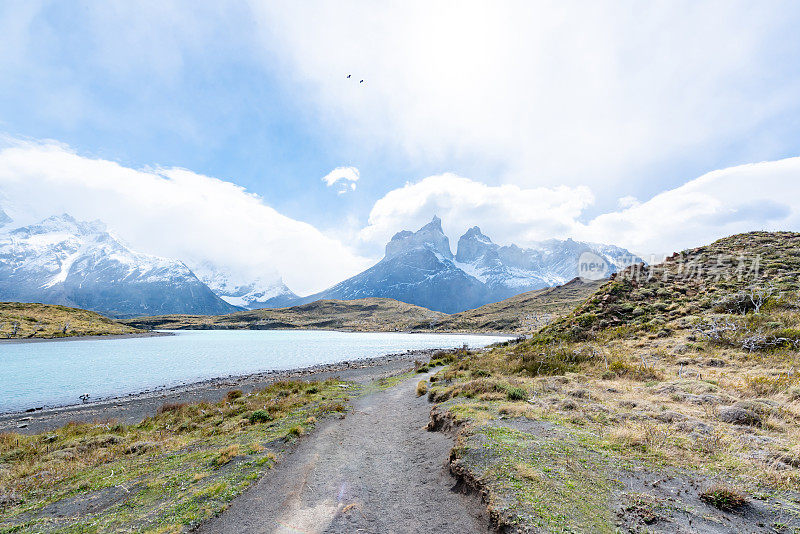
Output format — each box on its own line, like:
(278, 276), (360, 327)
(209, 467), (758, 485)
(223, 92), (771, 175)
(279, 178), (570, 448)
(455, 226), (642, 299)
(304, 217), (641, 313)
(191, 263), (299, 309)
(0, 208), (11, 228)
(0, 214), (239, 318)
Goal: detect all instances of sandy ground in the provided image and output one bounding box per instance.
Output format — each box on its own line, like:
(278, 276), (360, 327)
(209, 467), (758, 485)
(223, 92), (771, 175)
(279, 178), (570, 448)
(0, 350), (436, 435)
(195, 369), (489, 534)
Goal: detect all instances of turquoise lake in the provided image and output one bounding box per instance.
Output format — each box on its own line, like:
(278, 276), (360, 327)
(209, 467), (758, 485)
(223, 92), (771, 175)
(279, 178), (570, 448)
(0, 329), (510, 412)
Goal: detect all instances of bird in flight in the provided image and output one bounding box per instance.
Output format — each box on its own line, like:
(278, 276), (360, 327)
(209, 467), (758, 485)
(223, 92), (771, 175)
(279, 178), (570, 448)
(347, 74), (351, 78)
(359, 79), (364, 83)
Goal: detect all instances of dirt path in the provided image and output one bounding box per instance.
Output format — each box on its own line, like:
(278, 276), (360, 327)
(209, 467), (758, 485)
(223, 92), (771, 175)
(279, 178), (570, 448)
(196, 371), (489, 533)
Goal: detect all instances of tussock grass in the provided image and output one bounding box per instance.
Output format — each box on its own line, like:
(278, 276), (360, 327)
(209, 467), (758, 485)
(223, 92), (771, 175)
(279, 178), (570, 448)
(700, 485), (747, 511)
(212, 444), (240, 466)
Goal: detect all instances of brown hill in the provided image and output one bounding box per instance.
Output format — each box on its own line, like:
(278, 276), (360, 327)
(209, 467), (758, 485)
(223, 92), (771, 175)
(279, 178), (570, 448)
(420, 231), (800, 531)
(123, 297), (447, 332)
(426, 278), (604, 334)
(0, 302), (141, 339)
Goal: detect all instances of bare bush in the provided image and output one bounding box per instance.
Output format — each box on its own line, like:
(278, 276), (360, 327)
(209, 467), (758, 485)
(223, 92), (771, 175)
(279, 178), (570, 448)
(691, 317), (742, 345)
(714, 285), (777, 315)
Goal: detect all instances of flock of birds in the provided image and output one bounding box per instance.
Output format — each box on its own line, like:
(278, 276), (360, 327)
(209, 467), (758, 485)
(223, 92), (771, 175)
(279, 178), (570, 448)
(346, 74), (364, 84)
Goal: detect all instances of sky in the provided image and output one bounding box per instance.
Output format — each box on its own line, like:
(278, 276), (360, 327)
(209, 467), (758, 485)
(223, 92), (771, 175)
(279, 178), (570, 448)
(1, 1), (800, 295)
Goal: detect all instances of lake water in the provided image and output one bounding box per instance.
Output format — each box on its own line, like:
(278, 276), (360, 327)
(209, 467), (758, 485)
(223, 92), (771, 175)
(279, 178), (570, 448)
(0, 329), (509, 413)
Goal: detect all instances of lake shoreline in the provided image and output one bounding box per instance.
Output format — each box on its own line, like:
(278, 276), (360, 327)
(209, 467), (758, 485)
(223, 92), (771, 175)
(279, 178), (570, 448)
(0, 347), (456, 434)
(0, 331), (173, 344)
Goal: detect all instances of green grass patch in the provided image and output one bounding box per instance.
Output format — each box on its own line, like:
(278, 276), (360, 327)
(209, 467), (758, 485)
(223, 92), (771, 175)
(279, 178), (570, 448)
(458, 425), (618, 533)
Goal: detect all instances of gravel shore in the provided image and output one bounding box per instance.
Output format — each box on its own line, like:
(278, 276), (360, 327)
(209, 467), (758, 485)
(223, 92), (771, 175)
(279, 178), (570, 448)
(0, 349), (440, 435)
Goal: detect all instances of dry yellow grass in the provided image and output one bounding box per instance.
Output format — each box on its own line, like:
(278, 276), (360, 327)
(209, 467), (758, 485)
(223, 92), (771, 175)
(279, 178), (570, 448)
(0, 379), (348, 532)
(0, 301), (141, 338)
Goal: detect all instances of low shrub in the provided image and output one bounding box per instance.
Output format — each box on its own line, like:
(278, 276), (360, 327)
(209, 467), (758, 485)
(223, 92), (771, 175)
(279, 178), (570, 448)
(225, 389), (243, 401)
(606, 359), (663, 381)
(211, 444), (239, 467)
(287, 425), (305, 438)
(416, 380), (428, 397)
(248, 410), (273, 424)
(699, 485), (747, 511)
(157, 402), (187, 414)
(744, 374), (800, 396)
(320, 401), (347, 413)
(517, 343), (595, 376)
(506, 387), (528, 401)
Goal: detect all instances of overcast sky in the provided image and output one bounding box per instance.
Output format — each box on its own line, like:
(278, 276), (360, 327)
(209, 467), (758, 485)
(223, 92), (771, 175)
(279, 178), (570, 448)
(2, 1), (800, 295)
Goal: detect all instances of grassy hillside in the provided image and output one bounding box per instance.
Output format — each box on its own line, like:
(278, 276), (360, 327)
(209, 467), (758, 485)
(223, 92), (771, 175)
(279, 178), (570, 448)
(123, 297), (447, 332)
(427, 278), (604, 334)
(420, 231), (800, 532)
(545, 231), (800, 340)
(0, 302), (142, 339)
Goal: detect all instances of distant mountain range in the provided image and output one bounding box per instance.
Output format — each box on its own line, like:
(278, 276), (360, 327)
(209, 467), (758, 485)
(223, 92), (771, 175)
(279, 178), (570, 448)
(0, 214), (238, 318)
(301, 216), (640, 313)
(191, 263), (299, 309)
(0, 211), (640, 317)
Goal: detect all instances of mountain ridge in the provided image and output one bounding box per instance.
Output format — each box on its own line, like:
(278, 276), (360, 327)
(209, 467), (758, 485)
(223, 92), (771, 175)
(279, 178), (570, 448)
(302, 216), (640, 313)
(191, 263), (299, 309)
(0, 214), (239, 318)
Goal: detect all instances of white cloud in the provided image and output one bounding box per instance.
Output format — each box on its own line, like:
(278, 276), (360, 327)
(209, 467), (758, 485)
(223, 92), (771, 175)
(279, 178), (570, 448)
(358, 160), (800, 258)
(249, 1), (800, 191)
(322, 166), (359, 187)
(0, 140), (371, 295)
(617, 196), (640, 209)
(322, 166), (359, 195)
(1, 138), (798, 297)
(575, 157), (800, 255)
(359, 174), (594, 249)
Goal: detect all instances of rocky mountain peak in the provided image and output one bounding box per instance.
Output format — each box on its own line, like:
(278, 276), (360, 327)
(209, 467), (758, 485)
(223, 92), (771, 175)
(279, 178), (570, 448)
(421, 215), (443, 232)
(13, 213), (107, 238)
(0, 214), (238, 317)
(0, 208), (10, 228)
(385, 216), (453, 259)
(456, 226), (497, 263)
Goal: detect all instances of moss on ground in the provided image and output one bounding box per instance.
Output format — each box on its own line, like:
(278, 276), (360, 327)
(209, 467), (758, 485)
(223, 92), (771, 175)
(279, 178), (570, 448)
(456, 424), (617, 532)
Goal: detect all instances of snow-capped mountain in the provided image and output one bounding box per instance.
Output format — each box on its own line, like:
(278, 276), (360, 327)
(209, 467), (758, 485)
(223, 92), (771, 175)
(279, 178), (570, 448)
(0, 214), (239, 318)
(303, 216), (640, 313)
(302, 217), (492, 313)
(454, 226), (640, 300)
(0, 208), (11, 228)
(191, 263), (299, 309)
